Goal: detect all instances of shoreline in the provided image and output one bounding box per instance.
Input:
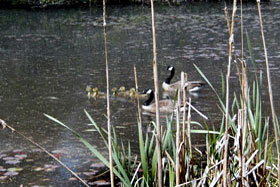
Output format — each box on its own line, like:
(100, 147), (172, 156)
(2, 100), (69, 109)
(0, 0), (270, 9)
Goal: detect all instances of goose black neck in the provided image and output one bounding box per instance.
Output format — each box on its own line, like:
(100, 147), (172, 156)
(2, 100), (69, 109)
(143, 90), (154, 106)
(164, 68), (175, 84)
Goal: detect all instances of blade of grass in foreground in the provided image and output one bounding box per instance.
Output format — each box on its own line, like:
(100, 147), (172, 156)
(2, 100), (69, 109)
(137, 120), (149, 184)
(44, 113), (131, 187)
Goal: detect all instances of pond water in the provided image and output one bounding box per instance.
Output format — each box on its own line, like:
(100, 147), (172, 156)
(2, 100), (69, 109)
(1, 2), (280, 186)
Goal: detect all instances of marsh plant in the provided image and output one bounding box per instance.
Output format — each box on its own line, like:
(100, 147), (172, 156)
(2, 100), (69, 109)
(44, 0), (280, 186)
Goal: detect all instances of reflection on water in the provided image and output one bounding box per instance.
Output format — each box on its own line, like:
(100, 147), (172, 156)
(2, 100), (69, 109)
(1, 2), (280, 186)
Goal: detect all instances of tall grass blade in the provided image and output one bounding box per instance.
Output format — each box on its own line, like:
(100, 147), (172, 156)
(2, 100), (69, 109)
(137, 120), (149, 183)
(44, 113), (130, 186)
(246, 31), (255, 66)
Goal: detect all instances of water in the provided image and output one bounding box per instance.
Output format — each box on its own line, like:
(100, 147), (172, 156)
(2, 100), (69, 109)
(1, 2), (280, 186)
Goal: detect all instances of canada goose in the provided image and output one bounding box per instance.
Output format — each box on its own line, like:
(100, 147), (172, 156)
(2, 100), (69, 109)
(162, 65), (205, 92)
(91, 87), (106, 99)
(118, 86), (130, 97)
(142, 88), (183, 113)
(129, 88), (147, 99)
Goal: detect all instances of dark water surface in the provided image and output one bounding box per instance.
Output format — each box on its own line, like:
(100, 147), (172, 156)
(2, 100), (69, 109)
(1, 2), (280, 186)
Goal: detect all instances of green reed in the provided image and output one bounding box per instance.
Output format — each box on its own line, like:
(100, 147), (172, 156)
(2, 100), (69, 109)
(43, 0), (280, 186)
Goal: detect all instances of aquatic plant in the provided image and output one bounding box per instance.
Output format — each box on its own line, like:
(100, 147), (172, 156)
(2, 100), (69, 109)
(22, 0), (280, 186)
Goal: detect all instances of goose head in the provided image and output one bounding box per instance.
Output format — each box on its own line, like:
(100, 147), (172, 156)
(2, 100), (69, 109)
(165, 65), (175, 84)
(142, 88), (154, 106)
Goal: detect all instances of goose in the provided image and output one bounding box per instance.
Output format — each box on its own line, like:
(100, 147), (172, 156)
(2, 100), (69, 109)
(129, 88), (147, 99)
(162, 65), (206, 92)
(91, 87), (106, 100)
(142, 88), (187, 114)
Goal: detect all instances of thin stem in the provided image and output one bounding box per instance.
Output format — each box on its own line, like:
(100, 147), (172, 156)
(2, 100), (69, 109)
(181, 72), (187, 184)
(224, 3), (231, 34)
(176, 87), (181, 185)
(150, 0), (162, 186)
(1, 120), (90, 187)
(256, 1), (280, 185)
(102, 0), (114, 185)
(241, 0), (244, 60)
(134, 65), (142, 126)
(240, 1), (246, 186)
(187, 97), (192, 157)
(223, 0), (237, 185)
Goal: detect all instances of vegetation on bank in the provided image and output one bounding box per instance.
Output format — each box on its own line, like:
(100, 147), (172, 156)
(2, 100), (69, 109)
(44, 0), (280, 186)
(1, 0), (279, 185)
(0, 0), (270, 9)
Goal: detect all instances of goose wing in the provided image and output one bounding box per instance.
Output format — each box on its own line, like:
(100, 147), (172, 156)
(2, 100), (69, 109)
(162, 81), (181, 91)
(185, 81), (206, 92)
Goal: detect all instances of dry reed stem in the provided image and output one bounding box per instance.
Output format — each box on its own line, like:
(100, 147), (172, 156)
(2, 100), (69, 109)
(1, 120), (90, 187)
(256, 1), (280, 184)
(223, 0), (237, 185)
(181, 73), (187, 148)
(181, 72), (187, 183)
(263, 118), (269, 184)
(239, 1), (247, 185)
(241, 0), (244, 60)
(134, 66), (142, 128)
(187, 97), (192, 157)
(102, 0), (114, 185)
(150, 0), (162, 186)
(224, 4), (230, 34)
(176, 87), (181, 185)
(131, 162), (142, 185)
(165, 150), (175, 169)
(237, 110), (244, 187)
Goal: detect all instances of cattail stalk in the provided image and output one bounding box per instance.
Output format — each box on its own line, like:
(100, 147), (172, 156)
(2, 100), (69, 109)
(224, 4), (230, 34)
(150, 0), (162, 186)
(256, 1), (280, 184)
(223, 0), (237, 185)
(181, 72), (187, 183)
(241, 0), (244, 60)
(240, 1), (246, 186)
(176, 86), (181, 185)
(187, 97), (192, 157)
(134, 65), (142, 127)
(102, 0), (114, 185)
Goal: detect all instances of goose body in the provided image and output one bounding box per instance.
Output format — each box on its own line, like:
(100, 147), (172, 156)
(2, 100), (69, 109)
(142, 88), (179, 114)
(162, 65), (205, 92)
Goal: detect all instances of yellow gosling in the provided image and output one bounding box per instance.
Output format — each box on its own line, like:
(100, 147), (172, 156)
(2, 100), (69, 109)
(118, 86), (130, 97)
(129, 88), (147, 99)
(86, 85), (91, 99)
(92, 87), (106, 100)
(111, 87), (118, 96)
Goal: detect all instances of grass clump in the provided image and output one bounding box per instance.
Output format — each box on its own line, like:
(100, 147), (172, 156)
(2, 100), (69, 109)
(44, 0), (280, 186)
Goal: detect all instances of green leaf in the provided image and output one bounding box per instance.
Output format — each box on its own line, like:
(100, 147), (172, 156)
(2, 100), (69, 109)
(44, 113), (131, 186)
